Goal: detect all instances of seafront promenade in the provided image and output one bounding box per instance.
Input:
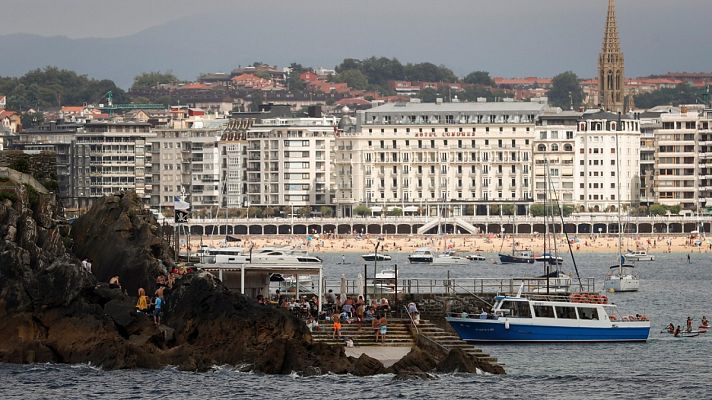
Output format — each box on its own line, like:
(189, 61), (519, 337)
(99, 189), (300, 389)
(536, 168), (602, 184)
(170, 213), (711, 237)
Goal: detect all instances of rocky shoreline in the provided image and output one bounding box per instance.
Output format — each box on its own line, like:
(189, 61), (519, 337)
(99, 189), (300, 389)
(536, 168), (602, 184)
(0, 173), (502, 377)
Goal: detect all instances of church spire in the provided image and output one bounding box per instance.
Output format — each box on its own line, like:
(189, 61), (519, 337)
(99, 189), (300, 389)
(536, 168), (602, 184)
(598, 0), (625, 113)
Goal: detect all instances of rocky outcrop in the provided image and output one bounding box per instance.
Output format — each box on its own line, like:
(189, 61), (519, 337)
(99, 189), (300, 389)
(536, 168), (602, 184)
(0, 182), (373, 374)
(70, 191), (173, 295)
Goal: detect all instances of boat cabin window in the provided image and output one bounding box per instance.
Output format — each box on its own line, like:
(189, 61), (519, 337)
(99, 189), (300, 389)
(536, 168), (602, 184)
(532, 304), (555, 318)
(555, 306), (577, 319)
(499, 301), (532, 318)
(577, 307), (600, 320)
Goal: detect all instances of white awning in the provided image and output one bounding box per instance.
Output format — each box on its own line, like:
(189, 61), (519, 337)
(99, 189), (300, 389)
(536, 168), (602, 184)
(370, 206), (383, 212)
(404, 206), (419, 212)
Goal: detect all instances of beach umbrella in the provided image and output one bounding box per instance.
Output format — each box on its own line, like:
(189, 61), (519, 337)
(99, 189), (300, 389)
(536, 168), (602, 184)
(356, 273), (364, 300)
(340, 274), (347, 298)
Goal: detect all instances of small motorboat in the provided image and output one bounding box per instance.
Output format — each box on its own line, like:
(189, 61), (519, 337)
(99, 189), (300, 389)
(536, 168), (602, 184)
(466, 254), (486, 261)
(408, 248), (434, 264)
(361, 253), (392, 262)
(535, 252), (564, 265)
(431, 251), (471, 265)
(623, 250), (655, 262)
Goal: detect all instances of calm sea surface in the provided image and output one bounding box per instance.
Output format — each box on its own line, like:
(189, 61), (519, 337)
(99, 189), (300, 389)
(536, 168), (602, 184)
(2, 251), (711, 399)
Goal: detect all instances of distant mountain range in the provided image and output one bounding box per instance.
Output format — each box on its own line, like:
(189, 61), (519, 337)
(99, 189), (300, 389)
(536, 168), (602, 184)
(0, 1), (709, 89)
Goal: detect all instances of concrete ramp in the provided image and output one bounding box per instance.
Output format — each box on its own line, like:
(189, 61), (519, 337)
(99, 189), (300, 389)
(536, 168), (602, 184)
(416, 218), (478, 235)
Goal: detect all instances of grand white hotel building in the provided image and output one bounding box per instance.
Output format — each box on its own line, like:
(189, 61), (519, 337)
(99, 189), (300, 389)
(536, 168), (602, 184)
(334, 101), (547, 217)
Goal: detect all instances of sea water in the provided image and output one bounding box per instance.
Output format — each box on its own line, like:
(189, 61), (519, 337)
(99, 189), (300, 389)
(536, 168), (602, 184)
(2, 251), (710, 399)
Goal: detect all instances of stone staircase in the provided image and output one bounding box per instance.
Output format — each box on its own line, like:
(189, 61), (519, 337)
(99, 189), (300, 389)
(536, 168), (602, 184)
(311, 319), (415, 347)
(413, 320), (500, 364)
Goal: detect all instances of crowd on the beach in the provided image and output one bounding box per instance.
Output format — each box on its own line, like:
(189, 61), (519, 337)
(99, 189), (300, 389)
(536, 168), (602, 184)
(201, 232), (712, 256)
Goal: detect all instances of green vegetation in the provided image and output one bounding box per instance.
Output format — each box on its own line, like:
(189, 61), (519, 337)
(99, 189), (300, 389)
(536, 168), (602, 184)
(130, 71), (180, 91)
(0, 66), (127, 110)
(463, 71), (495, 86)
(334, 57), (458, 93)
(386, 207), (403, 217)
(353, 204), (372, 217)
(320, 206), (334, 218)
(646, 203), (682, 216)
(548, 71), (584, 110)
(530, 204), (574, 217)
(634, 83), (704, 109)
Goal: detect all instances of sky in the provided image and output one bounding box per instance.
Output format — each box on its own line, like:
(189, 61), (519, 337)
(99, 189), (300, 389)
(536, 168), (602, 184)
(0, 0), (710, 85)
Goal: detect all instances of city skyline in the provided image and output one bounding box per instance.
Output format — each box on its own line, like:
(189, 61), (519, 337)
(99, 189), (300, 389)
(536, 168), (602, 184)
(0, 0), (710, 87)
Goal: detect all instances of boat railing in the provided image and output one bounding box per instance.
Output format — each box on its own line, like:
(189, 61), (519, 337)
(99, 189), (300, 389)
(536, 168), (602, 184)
(322, 276), (597, 297)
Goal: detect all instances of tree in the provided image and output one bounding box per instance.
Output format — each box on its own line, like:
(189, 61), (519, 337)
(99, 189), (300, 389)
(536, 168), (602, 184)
(501, 204), (515, 216)
(634, 83), (701, 109)
(530, 204), (546, 217)
(387, 207), (403, 217)
(353, 204), (372, 217)
(463, 71), (495, 86)
(334, 69), (370, 90)
(489, 204), (501, 215)
(320, 206), (334, 218)
(404, 62), (457, 83)
(548, 71), (584, 110)
(667, 205), (682, 215)
(20, 111), (44, 129)
(649, 204), (667, 216)
(418, 88), (441, 103)
(2, 67), (127, 110)
(130, 71), (179, 91)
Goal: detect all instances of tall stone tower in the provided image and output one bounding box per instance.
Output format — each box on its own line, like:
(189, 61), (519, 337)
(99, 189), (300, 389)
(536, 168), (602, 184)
(598, 0), (625, 113)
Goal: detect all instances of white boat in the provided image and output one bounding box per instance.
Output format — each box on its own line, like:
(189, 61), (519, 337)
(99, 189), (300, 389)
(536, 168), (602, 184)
(446, 292), (651, 342)
(431, 251), (471, 265)
(249, 248), (322, 264)
(604, 264), (640, 292)
(466, 254), (486, 261)
(623, 250), (655, 262)
(408, 248), (434, 263)
(369, 269), (402, 294)
(531, 270), (573, 293)
(361, 253), (392, 262)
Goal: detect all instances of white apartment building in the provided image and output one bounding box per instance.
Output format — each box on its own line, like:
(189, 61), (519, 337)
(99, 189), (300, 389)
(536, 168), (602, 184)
(244, 117), (337, 208)
(151, 122), (226, 210)
(573, 112), (640, 212)
(698, 109), (712, 210)
(532, 112), (580, 204)
(218, 118), (250, 209)
(72, 122), (154, 209)
(335, 101), (547, 217)
(652, 106), (712, 210)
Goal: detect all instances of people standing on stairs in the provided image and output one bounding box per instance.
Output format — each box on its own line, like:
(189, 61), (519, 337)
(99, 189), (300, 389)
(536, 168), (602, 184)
(377, 314), (388, 344)
(331, 311), (342, 339)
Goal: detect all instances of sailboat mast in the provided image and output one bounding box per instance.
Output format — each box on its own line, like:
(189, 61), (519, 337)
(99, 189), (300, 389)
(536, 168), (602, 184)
(615, 114), (623, 270)
(544, 160), (550, 294)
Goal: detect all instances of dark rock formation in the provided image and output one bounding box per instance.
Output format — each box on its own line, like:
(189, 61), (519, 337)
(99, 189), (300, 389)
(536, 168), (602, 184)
(70, 191), (173, 295)
(0, 182), (376, 375)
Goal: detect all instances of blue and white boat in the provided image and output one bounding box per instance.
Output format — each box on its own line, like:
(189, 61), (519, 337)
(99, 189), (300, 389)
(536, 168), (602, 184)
(446, 292), (650, 342)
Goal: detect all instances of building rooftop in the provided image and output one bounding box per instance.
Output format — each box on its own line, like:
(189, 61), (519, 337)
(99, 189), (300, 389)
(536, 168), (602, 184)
(363, 101), (547, 114)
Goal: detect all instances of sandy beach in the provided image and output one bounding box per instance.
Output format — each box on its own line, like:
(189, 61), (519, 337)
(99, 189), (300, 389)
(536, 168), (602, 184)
(184, 233), (710, 255)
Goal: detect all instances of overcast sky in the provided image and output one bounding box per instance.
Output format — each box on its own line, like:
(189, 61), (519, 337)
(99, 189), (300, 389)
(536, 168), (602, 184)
(1, 0), (710, 82)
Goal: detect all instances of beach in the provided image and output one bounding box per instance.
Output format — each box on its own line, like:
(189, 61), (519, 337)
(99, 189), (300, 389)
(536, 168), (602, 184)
(186, 233), (710, 255)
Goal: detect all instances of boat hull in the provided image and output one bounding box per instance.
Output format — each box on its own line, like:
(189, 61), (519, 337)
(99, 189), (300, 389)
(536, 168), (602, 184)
(604, 275), (640, 292)
(446, 317), (650, 342)
(361, 254), (392, 262)
(623, 255), (655, 262)
(408, 256), (433, 264)
(498, 254), (535, 264)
